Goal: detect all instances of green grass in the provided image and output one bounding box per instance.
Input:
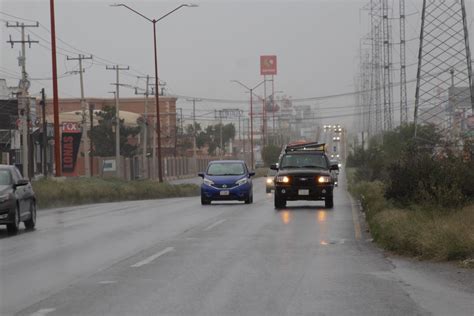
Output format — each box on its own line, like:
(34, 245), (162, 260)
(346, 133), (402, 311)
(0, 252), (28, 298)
(33, 177), (199, 209)
(349, 179), (474, 263)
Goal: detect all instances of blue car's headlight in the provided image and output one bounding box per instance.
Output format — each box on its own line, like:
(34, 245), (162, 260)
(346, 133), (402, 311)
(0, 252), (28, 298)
(203, 178), (214, 186)
(236, 178), (248, 186)
(0, 193), (11, 203)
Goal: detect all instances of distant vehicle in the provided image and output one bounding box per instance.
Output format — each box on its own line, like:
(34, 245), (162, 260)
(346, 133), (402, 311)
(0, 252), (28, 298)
(272, 142), (338, 209)
(199, 160), (255, 205)
(0, 165), (36, 235)
(266, 169), (277, 193)
(329, 160), (340, 187)
(255, 160), (265, 168)
(333, 136), (341, 141)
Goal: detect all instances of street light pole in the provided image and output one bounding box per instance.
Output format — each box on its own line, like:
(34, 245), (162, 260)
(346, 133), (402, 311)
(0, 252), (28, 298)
(231, 79), (265, 170)
(151, 21), (163, 182)
(111, 3), (197, 182)
(250, 89), (254, 168)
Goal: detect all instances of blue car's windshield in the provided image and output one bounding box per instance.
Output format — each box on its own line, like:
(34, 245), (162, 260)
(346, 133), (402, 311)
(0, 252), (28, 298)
(0, 170), (11, 185)
(207, 163), (245, 176)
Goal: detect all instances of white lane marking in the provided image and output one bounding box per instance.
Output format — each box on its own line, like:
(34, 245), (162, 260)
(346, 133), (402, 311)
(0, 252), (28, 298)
(30, 308), (56, 316)
(98, 280), (117, 284)
(130, 247), (174, 268)
(203, 219), (226, 231)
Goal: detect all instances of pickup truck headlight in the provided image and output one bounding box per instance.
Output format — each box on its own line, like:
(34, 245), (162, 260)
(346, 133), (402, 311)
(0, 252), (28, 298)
(266, 178), (273, 184)
(203, 178), (214, 186)
(276, 176), (290, 184)
(317, 176), (331, 183)
(236, 178), (248, 186)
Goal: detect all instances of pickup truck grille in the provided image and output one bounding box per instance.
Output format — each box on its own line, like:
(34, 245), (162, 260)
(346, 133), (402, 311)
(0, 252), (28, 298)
(293, 176), (315, 186)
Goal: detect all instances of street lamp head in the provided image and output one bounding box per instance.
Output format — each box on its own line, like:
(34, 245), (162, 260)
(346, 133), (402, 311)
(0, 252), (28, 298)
(185, 3), (199, 7)
(110, 3), (124, 7)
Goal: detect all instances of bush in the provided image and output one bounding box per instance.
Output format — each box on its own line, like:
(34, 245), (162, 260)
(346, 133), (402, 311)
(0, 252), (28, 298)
(351, 180), (387, 219)
(254, 167), (269, 178)
(386, 149), (474, 208)
(261, 145), (282, 167)
(33, 178), (199, 209)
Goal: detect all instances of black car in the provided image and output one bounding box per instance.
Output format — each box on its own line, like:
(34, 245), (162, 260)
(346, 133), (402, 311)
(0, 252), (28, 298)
(0, 165), (37, 235)
(271, 143), (338, 209)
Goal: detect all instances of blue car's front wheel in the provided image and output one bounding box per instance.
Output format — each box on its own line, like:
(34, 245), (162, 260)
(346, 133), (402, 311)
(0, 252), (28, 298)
(201, 195), (211, 205)
(244, 193), (253, 204)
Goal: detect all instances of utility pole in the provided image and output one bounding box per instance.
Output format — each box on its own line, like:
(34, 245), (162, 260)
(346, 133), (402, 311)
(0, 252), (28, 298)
(136, 75), (152, 178)
(40, 88), (47, 177)
(242, 117), (246, 163)
(186, 98), (202, 173)
(89, 103), (95, 176)
(382, 0), (393, 131)
(215, 110), (224, 159)
(263, 76), (267, 146)
(106, 65), (129, 178)
(271, 76), (275, 144)
(7, 21), (39, 178)
(399, 0), (408, 126)
(67, 54), (93, 177)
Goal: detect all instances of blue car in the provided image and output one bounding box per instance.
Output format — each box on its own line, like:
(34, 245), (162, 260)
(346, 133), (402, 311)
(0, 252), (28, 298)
(198, 160), (255, 205)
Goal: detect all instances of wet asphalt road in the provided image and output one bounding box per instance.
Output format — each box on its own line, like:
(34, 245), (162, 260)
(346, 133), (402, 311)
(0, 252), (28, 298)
(1, 173), (473, 316)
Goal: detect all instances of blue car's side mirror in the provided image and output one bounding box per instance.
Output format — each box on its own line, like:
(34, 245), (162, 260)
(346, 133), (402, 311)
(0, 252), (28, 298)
(198, 172), (205, 178)
(249, 171), (256, 177)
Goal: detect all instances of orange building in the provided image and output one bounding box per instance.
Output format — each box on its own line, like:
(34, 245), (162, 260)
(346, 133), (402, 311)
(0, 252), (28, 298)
(41, 96), (177, 177)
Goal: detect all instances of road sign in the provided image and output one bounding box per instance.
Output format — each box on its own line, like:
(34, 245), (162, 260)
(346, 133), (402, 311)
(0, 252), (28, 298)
(62, 122), (81, 133)
(215, 109), (242, 119)
(260, 55), (277, 75)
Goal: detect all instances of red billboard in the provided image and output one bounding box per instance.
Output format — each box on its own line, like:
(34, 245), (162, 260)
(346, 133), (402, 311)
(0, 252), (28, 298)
(61, 122), (82, 175)
(260, 55), (277, 75)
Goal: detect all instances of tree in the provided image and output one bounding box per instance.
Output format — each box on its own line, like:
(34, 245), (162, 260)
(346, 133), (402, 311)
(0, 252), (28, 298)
(90, 106), (141, 158)
(197, 123), (235, 156)
(262, 145), (281, 166)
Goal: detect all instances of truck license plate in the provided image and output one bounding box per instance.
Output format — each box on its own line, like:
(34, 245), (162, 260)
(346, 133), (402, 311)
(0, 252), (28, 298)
(298, 189), (309, 196)
(220, 190), (230, 196)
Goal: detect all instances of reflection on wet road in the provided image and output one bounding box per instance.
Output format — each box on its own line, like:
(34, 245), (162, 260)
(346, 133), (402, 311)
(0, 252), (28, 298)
(1, 174), (473, 316)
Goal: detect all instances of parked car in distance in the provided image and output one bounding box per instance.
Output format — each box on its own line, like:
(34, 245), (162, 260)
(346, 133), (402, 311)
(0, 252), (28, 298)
(266, 169), (277, 193)
(255, 160), (265, 168)
(329, 160), (340, 187)
(199, 160), (255, 205)
(0, 165), (37, 235)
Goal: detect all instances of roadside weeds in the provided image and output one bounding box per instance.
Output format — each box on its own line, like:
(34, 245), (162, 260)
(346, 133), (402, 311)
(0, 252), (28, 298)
(347, 169), (474, 266)
(33, 177), (199, 209)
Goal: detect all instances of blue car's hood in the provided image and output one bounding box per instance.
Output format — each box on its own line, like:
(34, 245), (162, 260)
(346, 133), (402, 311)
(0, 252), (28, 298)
(205, 175), (247, 184)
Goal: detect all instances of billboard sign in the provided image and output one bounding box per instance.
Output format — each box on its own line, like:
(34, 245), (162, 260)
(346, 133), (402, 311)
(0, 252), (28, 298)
(61, 122), (82, 174)
(260, 55), (277, 75)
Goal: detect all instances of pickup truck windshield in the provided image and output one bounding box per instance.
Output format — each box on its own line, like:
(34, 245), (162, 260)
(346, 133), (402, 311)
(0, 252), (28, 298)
(280, 154), (328, 169)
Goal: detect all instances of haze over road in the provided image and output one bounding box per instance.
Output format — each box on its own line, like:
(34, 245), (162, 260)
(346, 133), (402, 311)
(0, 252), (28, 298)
(1, 174), (473, 316)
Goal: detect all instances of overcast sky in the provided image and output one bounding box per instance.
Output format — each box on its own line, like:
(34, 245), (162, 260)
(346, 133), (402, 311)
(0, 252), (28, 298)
(1, 0), (472, 129)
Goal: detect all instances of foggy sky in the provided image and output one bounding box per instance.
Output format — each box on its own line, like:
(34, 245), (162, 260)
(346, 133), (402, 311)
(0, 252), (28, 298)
(1, 0), (467, 130)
